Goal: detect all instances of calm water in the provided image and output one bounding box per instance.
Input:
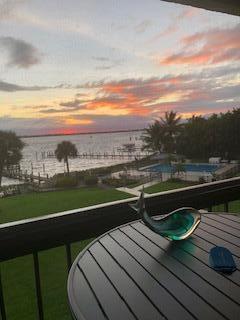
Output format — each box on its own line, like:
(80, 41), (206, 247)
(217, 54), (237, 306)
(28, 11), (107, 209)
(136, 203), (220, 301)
(14, 131), (144, 178)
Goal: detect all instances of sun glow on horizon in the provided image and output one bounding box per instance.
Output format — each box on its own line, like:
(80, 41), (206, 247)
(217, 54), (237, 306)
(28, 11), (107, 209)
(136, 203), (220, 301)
(64, 118), (94, 125)
(0, 0), (239, 135)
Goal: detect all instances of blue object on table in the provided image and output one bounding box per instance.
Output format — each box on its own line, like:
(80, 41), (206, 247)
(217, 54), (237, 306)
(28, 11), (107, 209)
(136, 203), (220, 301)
(209, 246), (237, 274)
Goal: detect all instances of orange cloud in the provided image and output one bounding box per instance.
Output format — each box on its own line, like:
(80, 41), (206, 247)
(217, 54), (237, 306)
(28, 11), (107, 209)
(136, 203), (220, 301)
(29, 65), (239, 132)
(65, 118), (93, 125)
(103, 84), (126, 94)
(160, 23), (240, 66)
(162, 51), (213, 65)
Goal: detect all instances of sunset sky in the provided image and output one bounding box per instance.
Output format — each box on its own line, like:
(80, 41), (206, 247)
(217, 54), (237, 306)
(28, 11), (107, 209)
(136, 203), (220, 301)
(0, 0), (240, 135)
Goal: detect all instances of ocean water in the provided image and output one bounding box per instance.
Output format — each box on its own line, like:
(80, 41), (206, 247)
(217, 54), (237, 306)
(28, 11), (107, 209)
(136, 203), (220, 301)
(8, 131), (144, 181)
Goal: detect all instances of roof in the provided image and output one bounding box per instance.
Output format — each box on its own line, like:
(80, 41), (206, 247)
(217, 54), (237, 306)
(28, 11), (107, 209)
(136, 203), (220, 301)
(161, 0), (240, 16)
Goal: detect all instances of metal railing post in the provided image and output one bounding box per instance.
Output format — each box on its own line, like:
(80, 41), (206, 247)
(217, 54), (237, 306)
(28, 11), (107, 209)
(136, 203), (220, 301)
(33, 253), (44, 320)
(0, 268), (6, 320)
(65, 244), (72, 272)
(224, 202), (229, 212)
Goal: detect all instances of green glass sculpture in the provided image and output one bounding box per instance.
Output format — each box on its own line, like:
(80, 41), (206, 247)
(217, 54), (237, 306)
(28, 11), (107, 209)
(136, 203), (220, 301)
(130, 191), (201, 240)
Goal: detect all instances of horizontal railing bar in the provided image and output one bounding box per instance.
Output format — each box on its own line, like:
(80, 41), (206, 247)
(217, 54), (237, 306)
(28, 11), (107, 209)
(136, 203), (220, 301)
(0, 176), (240, 262)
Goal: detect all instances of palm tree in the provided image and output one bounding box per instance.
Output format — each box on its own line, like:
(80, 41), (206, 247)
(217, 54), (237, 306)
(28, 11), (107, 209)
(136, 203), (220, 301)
(160, 111), (182, 153)
(142, 120), (163, 153)
(55, 141), (78, 175)
(142, 111), (182, 154)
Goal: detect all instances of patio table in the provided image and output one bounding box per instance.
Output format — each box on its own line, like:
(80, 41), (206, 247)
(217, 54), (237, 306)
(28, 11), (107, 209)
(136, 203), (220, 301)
(68, 213), (240, 320)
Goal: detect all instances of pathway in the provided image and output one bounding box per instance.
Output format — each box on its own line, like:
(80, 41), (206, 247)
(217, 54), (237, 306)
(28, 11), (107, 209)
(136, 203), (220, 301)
(116, 179), (161, 196)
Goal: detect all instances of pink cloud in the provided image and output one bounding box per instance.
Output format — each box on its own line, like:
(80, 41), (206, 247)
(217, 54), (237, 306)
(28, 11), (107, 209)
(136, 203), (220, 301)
(31, 65), (240, 126)
(160, 23), (240, 65)
(150, 7), (200, 42)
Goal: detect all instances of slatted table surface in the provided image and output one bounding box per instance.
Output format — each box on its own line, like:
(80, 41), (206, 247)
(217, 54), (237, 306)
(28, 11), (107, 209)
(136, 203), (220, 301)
(68, 213), (240, 320)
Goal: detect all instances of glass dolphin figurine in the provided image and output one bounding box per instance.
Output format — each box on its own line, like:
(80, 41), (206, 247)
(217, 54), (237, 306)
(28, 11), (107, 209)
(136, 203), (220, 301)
(129, 191), (201, 240)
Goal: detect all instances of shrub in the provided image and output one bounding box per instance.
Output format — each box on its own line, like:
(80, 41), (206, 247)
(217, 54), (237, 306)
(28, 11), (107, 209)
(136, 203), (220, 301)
(167, 177), (182, 183)
(198, 176), (206, 184)
(84, 175), (98, 186)
(102, 177), (123, 187)
(102, 177), (137, 187)
(54, 176), (78, 188)
(74, 171), (86, 182)
(92, 167), (112, 176)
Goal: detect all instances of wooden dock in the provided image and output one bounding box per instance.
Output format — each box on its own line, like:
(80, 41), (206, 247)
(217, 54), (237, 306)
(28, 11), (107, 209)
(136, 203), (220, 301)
(3, 168), (49, 184)
(42, 151), (149, 160)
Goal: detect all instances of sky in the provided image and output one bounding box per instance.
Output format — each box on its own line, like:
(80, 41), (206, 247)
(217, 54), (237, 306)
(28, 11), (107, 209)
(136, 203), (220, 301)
(0, 0), (240, 135)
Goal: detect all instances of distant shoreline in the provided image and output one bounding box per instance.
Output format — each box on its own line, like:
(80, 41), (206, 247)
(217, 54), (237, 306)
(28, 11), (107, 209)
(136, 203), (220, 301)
(19, 128), (144, 139)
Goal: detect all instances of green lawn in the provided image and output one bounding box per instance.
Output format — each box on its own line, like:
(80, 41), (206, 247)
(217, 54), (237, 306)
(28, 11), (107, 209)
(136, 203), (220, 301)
(0, 187), (132, 224)
(0, 187), (132, 320)
(145, 180), (196, 194)
(213, 201), (240, 214)
(1, 240), (93, 320)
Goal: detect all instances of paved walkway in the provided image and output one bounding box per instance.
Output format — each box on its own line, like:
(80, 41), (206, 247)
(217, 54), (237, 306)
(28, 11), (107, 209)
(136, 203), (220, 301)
(116, 187), (141, 196)
(117, 179), (161, 196)
(133, 179), (161, 191)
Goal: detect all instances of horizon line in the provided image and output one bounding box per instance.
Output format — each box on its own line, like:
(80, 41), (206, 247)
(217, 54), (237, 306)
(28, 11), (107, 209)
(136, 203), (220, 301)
(19, 128), (145, 139)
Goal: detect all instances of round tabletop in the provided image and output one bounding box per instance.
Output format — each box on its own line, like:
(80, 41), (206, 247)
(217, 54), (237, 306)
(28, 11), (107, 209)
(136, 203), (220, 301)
(68, 213), (240, 320)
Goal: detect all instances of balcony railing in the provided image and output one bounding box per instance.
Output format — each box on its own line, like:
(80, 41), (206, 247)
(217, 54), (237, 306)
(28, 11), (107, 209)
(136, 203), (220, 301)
(0, 176), (240, 320)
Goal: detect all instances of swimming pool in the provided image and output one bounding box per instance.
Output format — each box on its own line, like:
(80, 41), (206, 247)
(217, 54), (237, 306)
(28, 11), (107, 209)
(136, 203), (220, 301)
(143, 163), (220, 173)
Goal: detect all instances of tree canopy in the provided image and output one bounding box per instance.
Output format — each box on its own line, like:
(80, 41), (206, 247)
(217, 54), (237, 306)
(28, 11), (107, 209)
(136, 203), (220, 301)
(142, 111), (182, 153)
(0, 131), (24, 186)
(142, 120), (163, 153)
(176, 108), (240, 160)
(142, 108), (240, 160)
(55, 141), (78, 174)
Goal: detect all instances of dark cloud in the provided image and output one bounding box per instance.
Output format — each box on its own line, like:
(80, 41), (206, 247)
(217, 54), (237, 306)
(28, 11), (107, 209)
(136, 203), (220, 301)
(211, 84), (240, 101)
(0, 80), (72, 92)
(0, 36), (42, 68)
(35, 99), (90, 114)
(3, 64), (239, 134)
(200, 65), (240, 79)
(0, 116), (58, 135)
(60, 98), (88, 109)
(39, 108), (62, 114)
(36, 65), (239, 120)
(2, 61), (239, 134)
(0, 80), (49, 92)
